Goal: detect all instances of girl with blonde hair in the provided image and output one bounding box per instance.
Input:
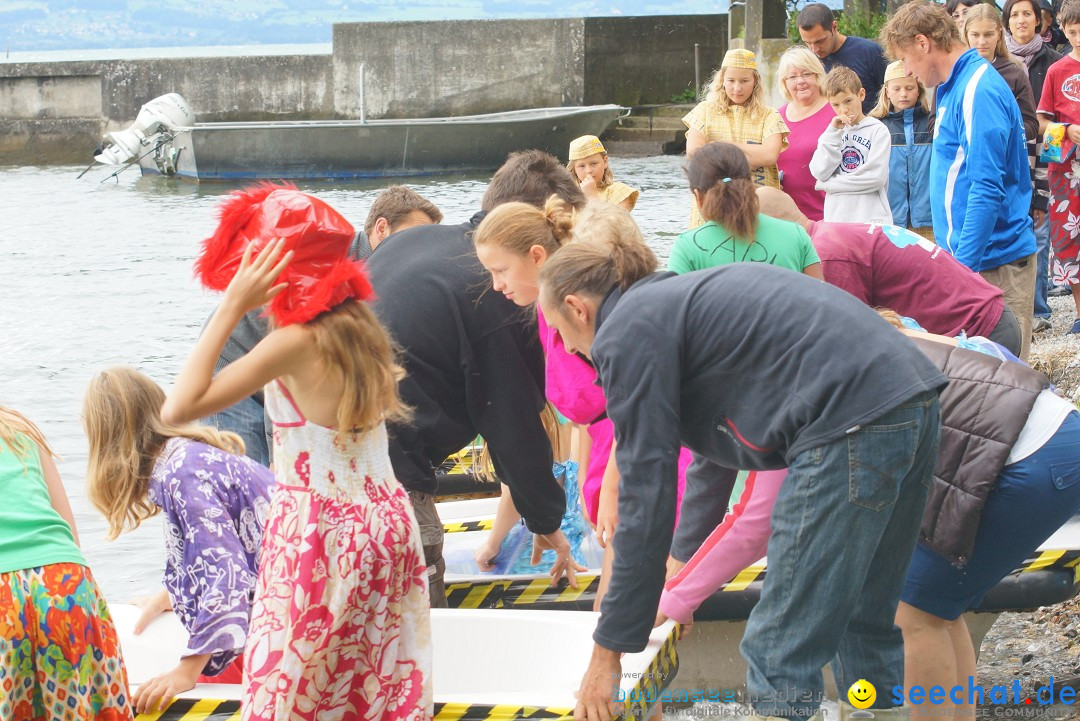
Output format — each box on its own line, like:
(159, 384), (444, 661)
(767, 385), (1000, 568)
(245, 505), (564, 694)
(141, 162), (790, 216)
(566, 135), (640, 211)
(869, 61), (936, 239)
(0, 405), (132, 720)
(682, 48), (789, 227)
(163, 183), (431, 720)
(473, 198), (691, 607)
(83, 366), (275, 713)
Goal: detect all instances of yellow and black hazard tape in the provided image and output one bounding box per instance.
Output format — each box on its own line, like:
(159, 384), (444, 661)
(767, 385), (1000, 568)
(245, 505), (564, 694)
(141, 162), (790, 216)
(446, 573), (601, 609)
(135, 698), (240, 720)
(434, 703), (573, 721)
(444, 518), (496, 533)
(618, 624), (680, 719)
(1017, 548), (1080, 582)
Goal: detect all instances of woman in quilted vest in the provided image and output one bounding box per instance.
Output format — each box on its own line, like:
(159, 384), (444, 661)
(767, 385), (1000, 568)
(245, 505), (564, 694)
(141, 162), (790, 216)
(891, 321), (1080, 718)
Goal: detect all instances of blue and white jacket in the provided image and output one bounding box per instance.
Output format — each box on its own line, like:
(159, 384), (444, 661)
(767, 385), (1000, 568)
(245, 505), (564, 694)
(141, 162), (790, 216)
(881, 106), (933, 229)
(931, 49), (1036, 272)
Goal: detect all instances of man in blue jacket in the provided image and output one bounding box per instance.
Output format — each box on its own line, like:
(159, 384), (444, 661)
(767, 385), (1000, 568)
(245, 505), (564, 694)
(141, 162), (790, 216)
(882, 0), (1037, 359)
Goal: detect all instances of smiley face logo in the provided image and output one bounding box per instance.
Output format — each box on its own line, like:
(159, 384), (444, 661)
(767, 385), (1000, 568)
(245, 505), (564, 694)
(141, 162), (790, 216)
(848, 679), (877, 709)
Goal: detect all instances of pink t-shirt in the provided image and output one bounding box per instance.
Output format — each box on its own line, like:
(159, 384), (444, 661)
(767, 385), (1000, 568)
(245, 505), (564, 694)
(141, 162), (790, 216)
(778, 102), (836, 222)
(537, 307), (689, 524)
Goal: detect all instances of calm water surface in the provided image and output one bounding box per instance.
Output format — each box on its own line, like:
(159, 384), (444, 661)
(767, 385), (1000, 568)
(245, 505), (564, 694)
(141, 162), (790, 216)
(0, 156), (691, 600)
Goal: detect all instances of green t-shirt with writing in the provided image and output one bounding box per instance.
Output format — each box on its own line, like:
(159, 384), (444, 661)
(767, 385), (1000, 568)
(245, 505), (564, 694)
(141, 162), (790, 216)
(0, 433), (85, 574)
(668, 214), (819, 275)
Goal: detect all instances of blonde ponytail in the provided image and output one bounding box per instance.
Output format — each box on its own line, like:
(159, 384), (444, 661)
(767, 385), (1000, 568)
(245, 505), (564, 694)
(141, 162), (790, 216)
(473, 195), (574, 256)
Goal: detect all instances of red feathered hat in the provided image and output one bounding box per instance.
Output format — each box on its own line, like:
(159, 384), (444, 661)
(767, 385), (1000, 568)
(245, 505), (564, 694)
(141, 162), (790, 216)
(195, 182), (373, 326)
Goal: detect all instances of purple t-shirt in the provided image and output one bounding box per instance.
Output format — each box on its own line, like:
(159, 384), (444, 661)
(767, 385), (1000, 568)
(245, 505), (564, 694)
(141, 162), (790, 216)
(149, 437), (275, 675)
(778, 103), (835, 222)
(811, 221), (1004, 338)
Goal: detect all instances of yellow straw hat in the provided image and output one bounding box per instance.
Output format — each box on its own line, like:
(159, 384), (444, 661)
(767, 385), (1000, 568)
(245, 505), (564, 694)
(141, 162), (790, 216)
(721, 48), (758, 70)
(884, 60), (908, 83)
(568, 135), (607, 161)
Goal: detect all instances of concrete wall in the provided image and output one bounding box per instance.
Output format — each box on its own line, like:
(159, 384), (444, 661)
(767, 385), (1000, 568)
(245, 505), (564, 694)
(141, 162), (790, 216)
(582, 15), (727, 107)
(332, 19), (585, 119)
(0, 14), (731, 164)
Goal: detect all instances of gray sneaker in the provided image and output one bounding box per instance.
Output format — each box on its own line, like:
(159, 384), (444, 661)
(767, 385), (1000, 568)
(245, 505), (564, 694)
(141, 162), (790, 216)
(1034, 316), (1053, 333)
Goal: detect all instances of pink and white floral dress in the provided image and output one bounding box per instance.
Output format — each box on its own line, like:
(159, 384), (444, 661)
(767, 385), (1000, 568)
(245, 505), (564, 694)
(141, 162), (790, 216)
(243, 380), (432, 721)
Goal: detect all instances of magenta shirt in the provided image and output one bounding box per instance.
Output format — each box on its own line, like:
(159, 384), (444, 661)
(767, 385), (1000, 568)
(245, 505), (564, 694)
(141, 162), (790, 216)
(778, 102), (835, 222)
(811, 221), (1005, 338)
(537, 307), (689, 524)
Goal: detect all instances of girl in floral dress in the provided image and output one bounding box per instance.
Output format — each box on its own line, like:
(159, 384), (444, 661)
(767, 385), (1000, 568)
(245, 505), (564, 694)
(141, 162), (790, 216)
(82, 367), (275, 714)
(162, 184), (431, 721)
(0, 406), (132, 721)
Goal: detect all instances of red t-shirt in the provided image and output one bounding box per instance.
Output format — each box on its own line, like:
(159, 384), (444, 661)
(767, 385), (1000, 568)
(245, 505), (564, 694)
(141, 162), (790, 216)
(810, 221), (1005, 338)
(1037, 54), (1080, 126)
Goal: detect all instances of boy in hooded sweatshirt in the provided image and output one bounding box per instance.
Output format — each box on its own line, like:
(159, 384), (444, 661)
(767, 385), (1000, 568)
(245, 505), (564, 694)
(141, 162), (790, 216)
(810, 66), (894, 223)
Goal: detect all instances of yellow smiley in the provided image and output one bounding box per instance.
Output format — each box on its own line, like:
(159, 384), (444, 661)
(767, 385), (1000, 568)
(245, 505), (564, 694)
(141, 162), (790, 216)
(848, 679), (877, 709)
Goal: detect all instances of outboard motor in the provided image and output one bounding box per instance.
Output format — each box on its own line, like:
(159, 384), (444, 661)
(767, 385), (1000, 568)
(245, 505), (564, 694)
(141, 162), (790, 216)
(94, 94), (195, 165)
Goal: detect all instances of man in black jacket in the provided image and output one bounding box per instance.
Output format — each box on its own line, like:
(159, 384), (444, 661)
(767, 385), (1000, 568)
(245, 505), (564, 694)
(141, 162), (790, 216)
(366, 151), (586, 607)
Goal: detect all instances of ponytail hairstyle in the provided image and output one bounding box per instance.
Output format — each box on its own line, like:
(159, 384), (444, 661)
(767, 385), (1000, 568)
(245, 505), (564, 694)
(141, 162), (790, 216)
(473, 195), (574, 258)
(685, 142), (759, 241)
(539, 200), (658, 311)
(83, 367), (246, 540)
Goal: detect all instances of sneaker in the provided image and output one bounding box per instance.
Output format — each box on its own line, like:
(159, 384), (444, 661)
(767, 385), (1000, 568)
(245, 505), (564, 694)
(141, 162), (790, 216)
(1034, 317), (1053, 333)
(1070, 318), (1080, 335)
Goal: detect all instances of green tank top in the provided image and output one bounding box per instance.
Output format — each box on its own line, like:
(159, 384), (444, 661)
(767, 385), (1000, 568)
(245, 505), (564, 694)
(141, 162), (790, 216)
(0, 432), (85, 574)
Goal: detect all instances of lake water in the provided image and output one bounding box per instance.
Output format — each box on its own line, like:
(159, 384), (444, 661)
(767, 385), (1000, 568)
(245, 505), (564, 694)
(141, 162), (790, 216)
(0, 156), (691, 601)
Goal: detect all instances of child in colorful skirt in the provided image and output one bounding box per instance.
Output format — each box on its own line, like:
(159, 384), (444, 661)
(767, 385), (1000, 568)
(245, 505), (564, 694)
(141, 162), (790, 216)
(163, 183), (431, 721)
(82, 367), (275, 713)
(0, 406), (132, 721)
(566, 135), (640, 211)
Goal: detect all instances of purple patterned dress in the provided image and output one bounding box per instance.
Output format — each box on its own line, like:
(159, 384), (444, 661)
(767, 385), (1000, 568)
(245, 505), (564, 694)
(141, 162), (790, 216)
(149, 437), (275, 676)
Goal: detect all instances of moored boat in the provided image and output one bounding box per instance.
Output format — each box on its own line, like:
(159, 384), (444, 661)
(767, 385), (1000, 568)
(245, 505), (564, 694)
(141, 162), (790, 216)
(92, 94), (627, 181)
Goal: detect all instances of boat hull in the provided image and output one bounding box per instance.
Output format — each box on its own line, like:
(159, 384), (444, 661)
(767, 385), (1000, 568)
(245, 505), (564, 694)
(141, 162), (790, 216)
(137, 105), (626, 181)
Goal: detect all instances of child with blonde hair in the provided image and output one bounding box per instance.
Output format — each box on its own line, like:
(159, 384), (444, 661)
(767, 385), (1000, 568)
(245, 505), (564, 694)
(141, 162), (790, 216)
(83, 366), (275, 713)
(473, 198), (692, 608)
(682, 48), (789, 227)
(0, 406), (132, 720)
(810, 66), (893, 223)
(567, 135), (640, 211)
(870, 61), (935, 240)
(162, 183), (431, 720)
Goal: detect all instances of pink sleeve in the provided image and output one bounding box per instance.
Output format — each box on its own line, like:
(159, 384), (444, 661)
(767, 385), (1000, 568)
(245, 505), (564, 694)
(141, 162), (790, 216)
(537, 307), (608, 425)
(658, 469), (787, 623)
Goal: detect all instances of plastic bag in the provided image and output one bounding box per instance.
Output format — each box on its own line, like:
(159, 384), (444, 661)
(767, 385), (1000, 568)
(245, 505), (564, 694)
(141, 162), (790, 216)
(195, 182), (371, 326)
(1040, 122), (1076, 164)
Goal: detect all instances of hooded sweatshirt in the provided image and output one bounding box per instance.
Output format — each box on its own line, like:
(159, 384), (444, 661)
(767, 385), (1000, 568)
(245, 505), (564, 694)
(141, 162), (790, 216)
(809, 115), (893, 224)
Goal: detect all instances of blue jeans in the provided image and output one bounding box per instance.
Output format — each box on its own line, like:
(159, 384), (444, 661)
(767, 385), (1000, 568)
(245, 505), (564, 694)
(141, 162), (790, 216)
(740, 391), (940, 718)
(1035, 217), (1051, 319)
(204, 395), (272, 467)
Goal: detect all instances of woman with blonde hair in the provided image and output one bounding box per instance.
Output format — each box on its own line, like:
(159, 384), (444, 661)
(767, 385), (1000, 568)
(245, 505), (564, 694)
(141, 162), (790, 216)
(682, 48), (789, 227)
(775, 46), (835, 221)
(472, 198), (690, 607)
(0, 405), (133, 720)
(83, 366), (275, 713)
(964, 3), (1041, 142)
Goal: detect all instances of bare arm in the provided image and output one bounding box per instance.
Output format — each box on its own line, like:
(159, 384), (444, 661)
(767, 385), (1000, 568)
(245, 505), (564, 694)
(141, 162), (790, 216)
(162, 240), (301, 424)
(740, 133), (785, 169)
(802, 262), (824, 280)
(686, 128), (708, 156)
(40, 448), (79, 547)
